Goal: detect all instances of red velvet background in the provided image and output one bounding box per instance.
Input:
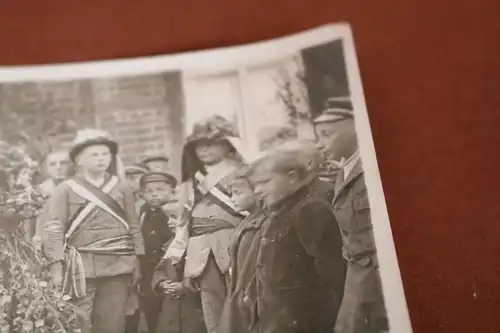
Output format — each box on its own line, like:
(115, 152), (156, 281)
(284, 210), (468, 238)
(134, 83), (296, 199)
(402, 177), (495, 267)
(1, 1), (499, 331)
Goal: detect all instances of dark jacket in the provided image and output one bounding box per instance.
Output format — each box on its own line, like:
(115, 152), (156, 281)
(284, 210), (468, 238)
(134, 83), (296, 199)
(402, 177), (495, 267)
(139, 204), (175, 297)
(217, 209), (267, 333)
(151, 255), (206, 333)
(255, 184), (346, 333)
(332, 160), (388, 332)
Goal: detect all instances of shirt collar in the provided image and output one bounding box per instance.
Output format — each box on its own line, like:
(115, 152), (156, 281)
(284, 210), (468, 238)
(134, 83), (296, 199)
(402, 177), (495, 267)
(340, 150), (360, 179)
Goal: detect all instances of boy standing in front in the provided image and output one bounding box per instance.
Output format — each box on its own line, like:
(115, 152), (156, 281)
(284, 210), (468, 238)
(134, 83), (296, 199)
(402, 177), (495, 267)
(137, 171), (178, 333)
(247, 144), (346, 333)
(43, 129), (144, 333)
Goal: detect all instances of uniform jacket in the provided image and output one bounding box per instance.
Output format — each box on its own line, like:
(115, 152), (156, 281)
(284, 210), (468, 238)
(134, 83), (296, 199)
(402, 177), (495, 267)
(333, 160), (379, 281)
(332, 159), (388, 331)
(43, 174), (145, 278)
(217, 208), (267, 333)
(178, 161), (245, 278)
(255, 184), (346, 333)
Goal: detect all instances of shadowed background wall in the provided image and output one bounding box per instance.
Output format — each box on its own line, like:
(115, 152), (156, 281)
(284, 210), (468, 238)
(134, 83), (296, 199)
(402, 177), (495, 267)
(1, 1), (499, 332)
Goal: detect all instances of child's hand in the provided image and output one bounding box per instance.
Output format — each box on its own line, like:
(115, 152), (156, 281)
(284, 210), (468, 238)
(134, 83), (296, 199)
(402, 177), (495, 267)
(159, 281), (185, 299)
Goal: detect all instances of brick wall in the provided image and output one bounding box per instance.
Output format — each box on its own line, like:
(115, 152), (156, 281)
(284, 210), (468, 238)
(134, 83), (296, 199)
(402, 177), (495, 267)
(91, 73), (184, 175)
(0, 72), (185, 177)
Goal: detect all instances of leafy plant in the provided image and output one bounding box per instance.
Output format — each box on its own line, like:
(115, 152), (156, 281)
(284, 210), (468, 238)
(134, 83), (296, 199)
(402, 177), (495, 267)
(274, 56), (311, 127)
(0, 138), (86, 333)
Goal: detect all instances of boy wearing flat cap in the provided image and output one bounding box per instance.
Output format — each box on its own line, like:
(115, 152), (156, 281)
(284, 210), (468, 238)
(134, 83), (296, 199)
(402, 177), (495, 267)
(136, 171), (178, 332)
(124, 162), (150, 215)
(142, 156), (170, 173)
(314, 97), (389, 333)
(42, 129), (144, 333)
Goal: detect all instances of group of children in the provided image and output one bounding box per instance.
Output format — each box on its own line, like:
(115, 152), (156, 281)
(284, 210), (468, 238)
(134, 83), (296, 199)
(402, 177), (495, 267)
(37, 103), (387, 333)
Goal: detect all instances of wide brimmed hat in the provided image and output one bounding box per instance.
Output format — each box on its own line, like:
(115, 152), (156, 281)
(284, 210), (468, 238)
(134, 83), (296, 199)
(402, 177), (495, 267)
(69, 129), (118, 161)
(140, 171), (177, 188)
(181, 115), (246, 182)
(313, 96), (353, 124)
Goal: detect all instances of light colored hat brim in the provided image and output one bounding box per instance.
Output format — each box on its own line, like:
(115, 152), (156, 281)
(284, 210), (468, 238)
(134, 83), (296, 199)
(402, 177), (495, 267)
(313, 108), (353, 124)
(69, 138), (118, 161)
(125, 164), (150, 175)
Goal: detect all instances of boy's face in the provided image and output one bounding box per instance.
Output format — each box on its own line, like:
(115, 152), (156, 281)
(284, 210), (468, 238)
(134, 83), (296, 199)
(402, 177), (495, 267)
(230, 180), (256, 212)
(76, 145), (112, 174)
(315, 118), (357, 162)
(125, 173), (143, 193)
(45, 151), (71, 181)
(250, 163), (300, 207)
(195, 139), (230, 165)
(141, 181), (174, 207)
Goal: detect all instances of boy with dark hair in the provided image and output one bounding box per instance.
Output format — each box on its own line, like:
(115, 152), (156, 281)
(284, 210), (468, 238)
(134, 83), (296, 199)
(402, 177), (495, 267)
(135, 171), (178, 333)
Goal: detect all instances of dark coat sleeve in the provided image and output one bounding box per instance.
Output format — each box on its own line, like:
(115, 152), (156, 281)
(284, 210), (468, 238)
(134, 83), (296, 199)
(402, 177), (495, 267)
(294, 200), (346, 295)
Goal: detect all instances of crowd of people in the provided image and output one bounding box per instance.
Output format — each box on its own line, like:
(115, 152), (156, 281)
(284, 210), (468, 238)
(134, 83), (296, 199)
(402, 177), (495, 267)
(33, 97), (389, 333)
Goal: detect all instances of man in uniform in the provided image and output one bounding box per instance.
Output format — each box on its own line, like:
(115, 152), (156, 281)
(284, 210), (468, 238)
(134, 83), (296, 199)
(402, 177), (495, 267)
(165, 115), (249, 333)
(314, 98), (389, 333)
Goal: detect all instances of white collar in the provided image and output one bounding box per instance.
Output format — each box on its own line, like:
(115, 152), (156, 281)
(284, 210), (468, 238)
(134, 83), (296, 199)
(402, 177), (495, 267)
(340, 150), (360, 179)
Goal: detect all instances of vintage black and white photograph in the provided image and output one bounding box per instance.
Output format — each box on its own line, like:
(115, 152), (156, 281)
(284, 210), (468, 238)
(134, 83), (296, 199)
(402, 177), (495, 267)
(0, 24), (412, 333)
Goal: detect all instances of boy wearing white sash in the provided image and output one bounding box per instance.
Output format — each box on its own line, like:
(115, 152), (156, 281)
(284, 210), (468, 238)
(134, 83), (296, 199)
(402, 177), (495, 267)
(166, 115), (249, 333)
(43, 129), (144, 333)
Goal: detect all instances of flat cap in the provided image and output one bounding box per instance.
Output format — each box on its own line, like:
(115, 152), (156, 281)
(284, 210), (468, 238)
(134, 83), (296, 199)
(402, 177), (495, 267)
(141, 156), (169, 164)
(139, 171), (177, 188)
(313, 96), (353, 124)
(124, 163), (150, 175)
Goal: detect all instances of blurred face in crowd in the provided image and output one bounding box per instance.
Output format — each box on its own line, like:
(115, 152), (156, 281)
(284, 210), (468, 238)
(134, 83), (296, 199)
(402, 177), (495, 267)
(195, 139), (231, 165)
(44, 151), (71, 181)
(141, 181), (174, 207)
(315, 118), (358, 162)
(146, 160), (169, 172)
(230, 178), (257, 212)
(125, 172), (143, 193)
(250, 155), (304, 207)
(76, 144), (112, 174)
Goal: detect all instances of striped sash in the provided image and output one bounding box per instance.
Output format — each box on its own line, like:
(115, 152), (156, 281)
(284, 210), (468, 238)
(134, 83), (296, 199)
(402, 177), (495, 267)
(164, 169), (248, 265)
(194, 171), (249, 218)
(61, 175), (134, 299)
(62, 235), (135, 299)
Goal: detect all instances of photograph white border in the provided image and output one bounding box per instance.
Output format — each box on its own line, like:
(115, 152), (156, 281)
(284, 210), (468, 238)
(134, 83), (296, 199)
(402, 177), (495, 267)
(0, 23), (413, 333)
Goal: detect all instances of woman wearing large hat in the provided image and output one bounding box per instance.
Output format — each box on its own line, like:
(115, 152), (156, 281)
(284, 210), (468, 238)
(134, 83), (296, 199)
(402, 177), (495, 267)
(165, 115), (249, 333)
(42, 129), (144, 333)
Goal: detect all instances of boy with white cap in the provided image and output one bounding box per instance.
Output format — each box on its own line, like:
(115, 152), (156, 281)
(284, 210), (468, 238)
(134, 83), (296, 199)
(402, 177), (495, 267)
(43, 129), (144, 333)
